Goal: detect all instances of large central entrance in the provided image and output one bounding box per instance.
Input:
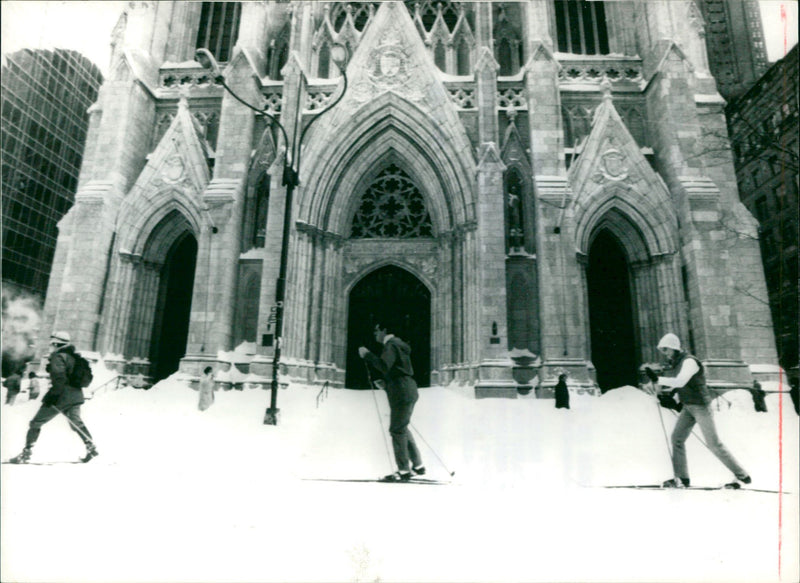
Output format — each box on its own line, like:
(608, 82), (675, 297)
(345, 265), (431, 389)
(587, 230), (637, 391)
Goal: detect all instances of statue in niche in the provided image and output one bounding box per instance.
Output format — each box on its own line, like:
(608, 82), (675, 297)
(507, 178), (524, 251)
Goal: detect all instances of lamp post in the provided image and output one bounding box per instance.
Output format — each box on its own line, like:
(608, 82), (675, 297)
(196, 45), (349, 425)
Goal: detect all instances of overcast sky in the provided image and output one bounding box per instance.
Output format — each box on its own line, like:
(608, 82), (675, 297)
(1, 1), (798, 76)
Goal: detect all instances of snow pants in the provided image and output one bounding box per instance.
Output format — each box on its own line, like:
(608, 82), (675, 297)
(388, 392), (423, 472)
(25, 404), (93, 448)
(671, 404), (748, 481)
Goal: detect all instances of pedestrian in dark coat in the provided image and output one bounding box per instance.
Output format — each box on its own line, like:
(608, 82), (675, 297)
(750, 381), (767, 413)
(9, 331), (98, 464)
(359, 322), (425, 482)
(554, 373), (570, 409)
(4, 371), (22, 405)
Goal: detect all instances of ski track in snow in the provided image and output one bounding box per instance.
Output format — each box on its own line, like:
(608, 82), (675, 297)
(2, 377), (798, 583)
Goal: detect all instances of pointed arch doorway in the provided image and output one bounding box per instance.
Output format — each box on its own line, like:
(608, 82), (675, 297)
(150, 234), (197, 381)
(345, 265), (431, 389)
(587, 230), (637, 391)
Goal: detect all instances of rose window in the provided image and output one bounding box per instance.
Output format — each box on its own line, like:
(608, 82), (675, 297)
(350, 164), (433, 238)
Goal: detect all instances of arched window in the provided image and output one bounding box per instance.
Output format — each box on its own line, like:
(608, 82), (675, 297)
(434, 41), (447, 71)
(266, 33), (289, 80)
(317, 43), (331, 79)
(350, 164), (433, 238)
(456, 37), (471, 75)
(195, 2), (242, 63)
(493, 4), (523, 76)
(554, 0), (609, 55)
(253, 173), (270, 248)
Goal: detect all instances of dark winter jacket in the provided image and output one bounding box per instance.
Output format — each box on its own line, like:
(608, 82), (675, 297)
(43, 345), (85, 408)
(364, 335), (418, 406)
(664, 351), (711, 406)
(554, 377), (569, 409)
(4, 373), (21, 394)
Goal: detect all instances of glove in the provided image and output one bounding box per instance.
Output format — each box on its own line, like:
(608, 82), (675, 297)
(658, 391), (683, 412)
(42, 392), (59, 407)
(644, 367), (659, 383)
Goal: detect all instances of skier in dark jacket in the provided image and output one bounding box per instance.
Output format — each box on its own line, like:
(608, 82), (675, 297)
(9, 331), (98, 464)
(655, 333), (750, 489)
(359, 322), (425, 482)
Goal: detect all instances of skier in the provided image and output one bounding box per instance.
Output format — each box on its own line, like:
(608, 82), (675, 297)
(359, 321), (425, 482)
(8, 331), (98, 464)
(654, 333), (751, 489)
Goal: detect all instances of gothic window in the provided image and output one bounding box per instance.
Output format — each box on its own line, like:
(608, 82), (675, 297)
(494, 4), (523, 76)
(266, 26), (290, 81)
(317, 42), (331, 79)
(196, 2), (242, 63)
(253, 173), (270, 248)
(406, 1), (475, 74)
(456, 37), (471, 75)
(434, 41), (447, 71)
(554, 0), (610, 55)
(350, 164), (433, 238)
(331, 3), (377, 33)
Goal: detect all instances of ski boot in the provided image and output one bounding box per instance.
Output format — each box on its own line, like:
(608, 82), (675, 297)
(662, 477), (690, 488)
(9, 447), (32, 464)
(380, 471), (412, 482)
(724, 475), (751, 489)
(81, 444), (99, 463)
(411, 465), (426, 476)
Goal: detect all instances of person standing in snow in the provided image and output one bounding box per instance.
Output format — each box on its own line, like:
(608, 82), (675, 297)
(554, 373), (570, 409)
(359, 321), (425, 482)
(198, 366), (215, 411)
(8, 331), (98, 464)
(654, 333), (751, 489)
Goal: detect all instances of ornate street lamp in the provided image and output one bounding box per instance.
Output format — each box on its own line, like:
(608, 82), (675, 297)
(196, 45), (349, 425)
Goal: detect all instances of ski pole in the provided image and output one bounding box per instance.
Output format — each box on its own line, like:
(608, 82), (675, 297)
(50, 404), (93, 444)
(654, 392), (673, 462)
(363, 360), (394, 471)
(644, 369), (673, 463)
(409, 422), (456, 477)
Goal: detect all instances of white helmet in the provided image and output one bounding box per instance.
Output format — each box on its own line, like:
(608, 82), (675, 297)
(657, 333), (681, 351)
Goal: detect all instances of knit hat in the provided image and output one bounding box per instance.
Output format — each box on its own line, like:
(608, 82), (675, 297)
(657, 333), (681, 351)
(50, 331), (71, 344)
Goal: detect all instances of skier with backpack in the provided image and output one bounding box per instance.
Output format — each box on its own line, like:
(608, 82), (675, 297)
(8, 331), (98, 464)
(651, 333), (751, 489)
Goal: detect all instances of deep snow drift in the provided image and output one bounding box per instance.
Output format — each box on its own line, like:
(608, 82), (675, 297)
(1, 373), (798, 583)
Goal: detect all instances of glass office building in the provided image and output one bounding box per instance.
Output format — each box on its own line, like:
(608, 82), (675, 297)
(1, 48), (103, 299)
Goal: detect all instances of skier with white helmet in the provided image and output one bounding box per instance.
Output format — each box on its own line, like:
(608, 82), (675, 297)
(653, 333), (751, 489)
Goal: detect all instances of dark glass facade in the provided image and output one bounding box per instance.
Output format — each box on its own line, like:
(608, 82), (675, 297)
(1, 48), (103, 299)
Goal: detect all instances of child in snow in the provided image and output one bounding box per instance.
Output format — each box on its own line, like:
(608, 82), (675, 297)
(655, 333), (751, 489)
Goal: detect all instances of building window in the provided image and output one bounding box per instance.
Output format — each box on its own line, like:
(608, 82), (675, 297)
(196, 2), (242, 63)
(350, 164), (433, 239)
(554, 0), (610, 55)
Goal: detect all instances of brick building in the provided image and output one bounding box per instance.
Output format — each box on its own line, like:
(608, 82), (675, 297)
(38, 1), (778, 396)
(1, 48), (103, 300)
(727, 44), (799, 379)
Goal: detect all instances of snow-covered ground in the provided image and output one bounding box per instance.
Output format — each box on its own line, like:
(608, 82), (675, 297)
(1, 373), (798, 583)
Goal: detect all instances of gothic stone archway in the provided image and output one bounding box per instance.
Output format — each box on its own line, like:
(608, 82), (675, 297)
(345, 265), (431, 389)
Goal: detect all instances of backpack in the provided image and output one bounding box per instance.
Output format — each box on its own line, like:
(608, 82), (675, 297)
(68, 353), (94, 389)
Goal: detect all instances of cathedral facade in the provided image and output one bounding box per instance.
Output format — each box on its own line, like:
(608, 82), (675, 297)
(39, 1), (778, 395)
